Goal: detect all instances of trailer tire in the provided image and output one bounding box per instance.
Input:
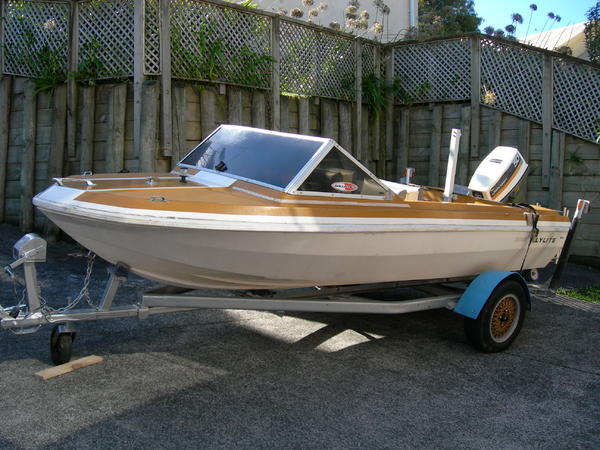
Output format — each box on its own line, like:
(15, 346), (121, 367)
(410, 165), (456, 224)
(50, 326), (74, 365)
(464, 279), (527, 353)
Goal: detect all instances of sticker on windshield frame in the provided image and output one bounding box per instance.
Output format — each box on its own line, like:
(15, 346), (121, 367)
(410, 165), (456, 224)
(331, 182), (358, 193)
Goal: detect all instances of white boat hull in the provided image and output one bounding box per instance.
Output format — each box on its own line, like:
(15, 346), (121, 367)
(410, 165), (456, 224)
(36, 196), (568, 290)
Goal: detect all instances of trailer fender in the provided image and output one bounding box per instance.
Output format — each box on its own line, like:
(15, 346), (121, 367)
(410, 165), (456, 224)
(454, 271), (530, 319)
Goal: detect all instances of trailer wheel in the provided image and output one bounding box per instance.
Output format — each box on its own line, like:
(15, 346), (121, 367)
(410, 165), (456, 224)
(50, 325), (75, 365)
(464, 279), (526, 353)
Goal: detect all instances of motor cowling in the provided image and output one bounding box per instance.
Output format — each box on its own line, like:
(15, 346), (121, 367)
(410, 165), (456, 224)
(468, 146), (528, 202)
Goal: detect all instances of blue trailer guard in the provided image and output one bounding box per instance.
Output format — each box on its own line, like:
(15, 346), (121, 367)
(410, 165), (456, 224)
(454, 271), (531, 319)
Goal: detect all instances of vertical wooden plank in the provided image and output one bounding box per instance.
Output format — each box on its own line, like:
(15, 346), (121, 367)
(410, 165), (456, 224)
(270, 15), (281, 131)
(457, 105), (471, 185)
(428, 104), (442, 187)
(0, 77), (12, 222)
(384, 47), (395, 178)
(20, 80), (36, 232)
(338, 101), (352, 153)
(105, 83), (127, 173)
(488, 109), (502, 151)
(361, 105), (369, 166)
(159, 0), (172, 156)
(396, 107), (409, 181)
(514, 119), (530, 203)
(171, 82), (187, 165)
(354, 39), (362, 162)
(470, 36), (481, 160)
(200, 87), (215, 139)
(320, 99), (336, 139)
(133, 0), (146, 159)
(541, 54), (553, 189)
(372, 45), (381, 176)
(298, 97), (309, 135)
(280, 95), (289, 132)
(48, 84), (67, 182)
(67, 1), (79, 158)
(228, 88), (242, 125)
(549, 131), (565, 210)
(46, 84), (67, 237)
(79, 85), (95, 173)
(252, 91), (266, 129)
(139, 81), (159, 172)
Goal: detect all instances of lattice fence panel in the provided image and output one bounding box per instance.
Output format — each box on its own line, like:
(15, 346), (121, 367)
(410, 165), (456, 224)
(280, 19), (317, 96)
(316, 32), (355, 100)
(393, 38), (470, 103)
(480, 38), (543, 123)
(361, 42), (375, 77)
(553, 59), (600, 142)
(3, 1), (70, 78)
(77, 0), (135, 79)
(144, 0), (160, 75)
(170, 0), (272, 88)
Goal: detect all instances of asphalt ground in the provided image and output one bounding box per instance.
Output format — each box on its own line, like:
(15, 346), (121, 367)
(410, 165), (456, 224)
(0, 224), (599, 449)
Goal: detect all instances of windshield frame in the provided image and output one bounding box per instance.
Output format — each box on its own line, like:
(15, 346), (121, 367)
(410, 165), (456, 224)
(286, 144), (391, 200)
(177, 125), (331, 192)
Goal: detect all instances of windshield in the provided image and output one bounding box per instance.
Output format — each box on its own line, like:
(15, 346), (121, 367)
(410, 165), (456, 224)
(298, 147), (387, 196)
(179, 126), (325, 189)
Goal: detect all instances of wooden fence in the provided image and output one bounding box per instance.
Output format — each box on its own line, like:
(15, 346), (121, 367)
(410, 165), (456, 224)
(0, 75), (598, 262)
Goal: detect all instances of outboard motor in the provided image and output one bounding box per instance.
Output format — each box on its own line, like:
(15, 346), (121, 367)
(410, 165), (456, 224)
(468, 146), (528, 202)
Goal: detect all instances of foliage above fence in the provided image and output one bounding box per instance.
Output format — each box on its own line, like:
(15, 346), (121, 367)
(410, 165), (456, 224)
(1, 0), (599, 142)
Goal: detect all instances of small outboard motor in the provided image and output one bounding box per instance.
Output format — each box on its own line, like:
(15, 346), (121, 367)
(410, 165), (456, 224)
(468, 146), (528, 202)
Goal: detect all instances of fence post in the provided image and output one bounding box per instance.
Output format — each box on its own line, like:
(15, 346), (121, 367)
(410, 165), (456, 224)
(541, 54), (553, 189)
(67, 0), (79, 159)
(270, 15), (281, 131)
(159, 0), (172, 156)
(354, 39), (362, 161)
(469, 35), (481, 161)
(133, 0), (146, 160)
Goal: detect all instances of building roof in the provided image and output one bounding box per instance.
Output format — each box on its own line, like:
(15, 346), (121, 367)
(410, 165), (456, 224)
(520, 22), (589, 60)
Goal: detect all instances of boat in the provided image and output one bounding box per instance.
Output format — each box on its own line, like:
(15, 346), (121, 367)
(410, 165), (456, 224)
(33, 125), (571, 290)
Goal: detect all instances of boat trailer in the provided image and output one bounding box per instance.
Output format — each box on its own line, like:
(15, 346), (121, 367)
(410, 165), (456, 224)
(0, 200), (591, 365)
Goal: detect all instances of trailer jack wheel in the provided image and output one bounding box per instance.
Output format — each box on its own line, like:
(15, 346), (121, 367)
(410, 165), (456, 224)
(464, 279), (526, 353)
(50, 325), (76, 365)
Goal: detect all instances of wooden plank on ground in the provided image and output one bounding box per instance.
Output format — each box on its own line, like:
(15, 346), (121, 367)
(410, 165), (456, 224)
(36, 355), (104, 380)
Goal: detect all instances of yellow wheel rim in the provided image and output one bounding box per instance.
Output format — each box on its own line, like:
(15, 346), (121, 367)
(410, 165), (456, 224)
(490, 295), (520, 343)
